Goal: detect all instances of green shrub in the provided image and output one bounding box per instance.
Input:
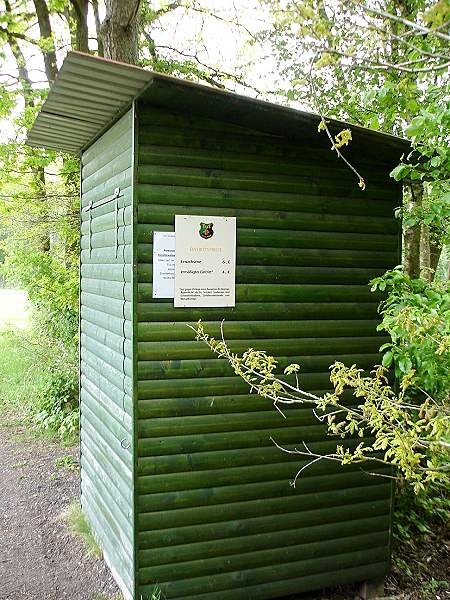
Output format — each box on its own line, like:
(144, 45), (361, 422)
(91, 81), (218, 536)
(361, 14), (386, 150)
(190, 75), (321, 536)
(371, 267), (450, 403)
(394, 480), (450, 547)
(0, 170), (79, 441)
(391, 480), (450, 590)
(1, 245), (79, 351)
(35, 360), (79, 442)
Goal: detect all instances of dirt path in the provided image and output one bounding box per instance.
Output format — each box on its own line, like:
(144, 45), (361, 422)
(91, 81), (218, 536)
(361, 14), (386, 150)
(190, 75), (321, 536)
(0, 424), (120, 600)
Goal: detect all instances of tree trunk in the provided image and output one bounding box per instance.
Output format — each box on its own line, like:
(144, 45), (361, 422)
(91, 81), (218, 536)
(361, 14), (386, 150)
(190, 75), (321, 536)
(404, 225), (421, 278)
(420, 223), (431, 281)
(429, 240), (442, 280)
(419, 224), (442, 283)
(92, 0), (105, 56)
(34, 167), (51, 253)
(390, 2), (424, 280)
(5, 0), (50, 253)
(403, 182), (422, 279)
(68, 0), (89, 53)
(101, 0), (140, 65)
(5, 30), (33, 100)
(64, 6), (77, 50)
(33, 0), (58, 82)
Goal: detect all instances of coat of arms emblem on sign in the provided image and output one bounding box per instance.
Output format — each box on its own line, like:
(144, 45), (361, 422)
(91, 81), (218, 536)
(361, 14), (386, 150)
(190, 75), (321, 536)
(199, 222), (214, 239)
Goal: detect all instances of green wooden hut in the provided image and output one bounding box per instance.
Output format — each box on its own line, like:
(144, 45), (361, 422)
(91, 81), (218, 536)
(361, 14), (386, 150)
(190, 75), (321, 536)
(27, 51), (407, 600)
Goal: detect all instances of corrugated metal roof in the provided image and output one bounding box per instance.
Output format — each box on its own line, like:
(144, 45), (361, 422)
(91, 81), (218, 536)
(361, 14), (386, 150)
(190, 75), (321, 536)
(27, 52), (152, 153)
(27, 51), (409, 160)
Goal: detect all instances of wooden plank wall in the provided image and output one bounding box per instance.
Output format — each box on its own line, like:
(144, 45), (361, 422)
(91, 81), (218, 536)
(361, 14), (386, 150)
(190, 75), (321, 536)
(135, 103), (401, 599)
(80, 110), (135, 599)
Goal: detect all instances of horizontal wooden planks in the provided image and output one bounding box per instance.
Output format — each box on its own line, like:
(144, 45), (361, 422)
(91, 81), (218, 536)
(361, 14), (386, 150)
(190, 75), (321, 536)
(137, 437), (342, 476)
(136, 389), (355, 418)
(138, 141), (393, 180)
(137, 200), (397, 237)
(137, 112), (400, 174)
(138, 478), (390, 532)
(137, 301), (381, 322)
(138, 514), (389, 566)
(140, 482), (389, 531)
(139, 264), (387, 285)
(137, 184), (397, 218)
(140, 561), (388, 600)
(138, 243), (398, 268)
(137, 283), (384, 303)
(135, 222), (397, 252)
(136, 355), (381, 383)
(139, 531), (389, 585)
(80, 109), (135, 600)
(138, 546), (388, 597)
(137, 335), (386, 359)
(136, 319), (383, 341)
(135, 104), (399, 598)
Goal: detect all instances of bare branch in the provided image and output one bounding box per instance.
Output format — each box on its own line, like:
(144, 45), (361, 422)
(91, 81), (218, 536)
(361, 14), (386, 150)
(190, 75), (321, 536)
(153, 43), (271, 95)
(364, 23), (450, 62)
(191, 321), (449, 489)
(186, 3), (258, 41)
(316, 46), (450, 74)
(0, 26), (41, 46)
(155, 1), (182, 19)
(360, 5), (450, 43)
(399, 18), (450, 39)
(308, 54), (367, 191)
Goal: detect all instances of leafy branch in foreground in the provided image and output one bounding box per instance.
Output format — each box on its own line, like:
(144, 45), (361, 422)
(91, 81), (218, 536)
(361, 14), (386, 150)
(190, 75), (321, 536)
(190, 321), (449, 494)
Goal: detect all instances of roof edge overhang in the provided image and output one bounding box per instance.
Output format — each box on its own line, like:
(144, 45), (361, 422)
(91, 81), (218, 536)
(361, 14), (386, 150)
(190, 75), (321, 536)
(26, 51), (410, 164)
(26, 52), (153, 154)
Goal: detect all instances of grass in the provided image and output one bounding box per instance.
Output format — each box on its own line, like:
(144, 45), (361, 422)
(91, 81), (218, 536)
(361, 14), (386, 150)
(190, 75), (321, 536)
(0, 330), (48, 423)
(422, 578), (450, 598)
(0, 291), (34, 423)
(11, 459), (28, 469)
(54, 455), (79, 471)
(0, 326), (79, 444)
(62, 501), (102, 559)
(90, 586), (164, 599)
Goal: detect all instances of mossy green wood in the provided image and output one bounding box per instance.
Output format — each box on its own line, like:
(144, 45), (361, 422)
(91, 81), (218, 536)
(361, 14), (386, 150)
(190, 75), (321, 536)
(80, 109), (135, 599)
(134, 101), (401, 599)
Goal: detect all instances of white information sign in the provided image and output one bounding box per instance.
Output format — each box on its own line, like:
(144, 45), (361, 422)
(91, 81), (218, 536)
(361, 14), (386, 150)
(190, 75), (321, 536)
(152, 232), (175, 298)
(174, 215), (236, 308)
